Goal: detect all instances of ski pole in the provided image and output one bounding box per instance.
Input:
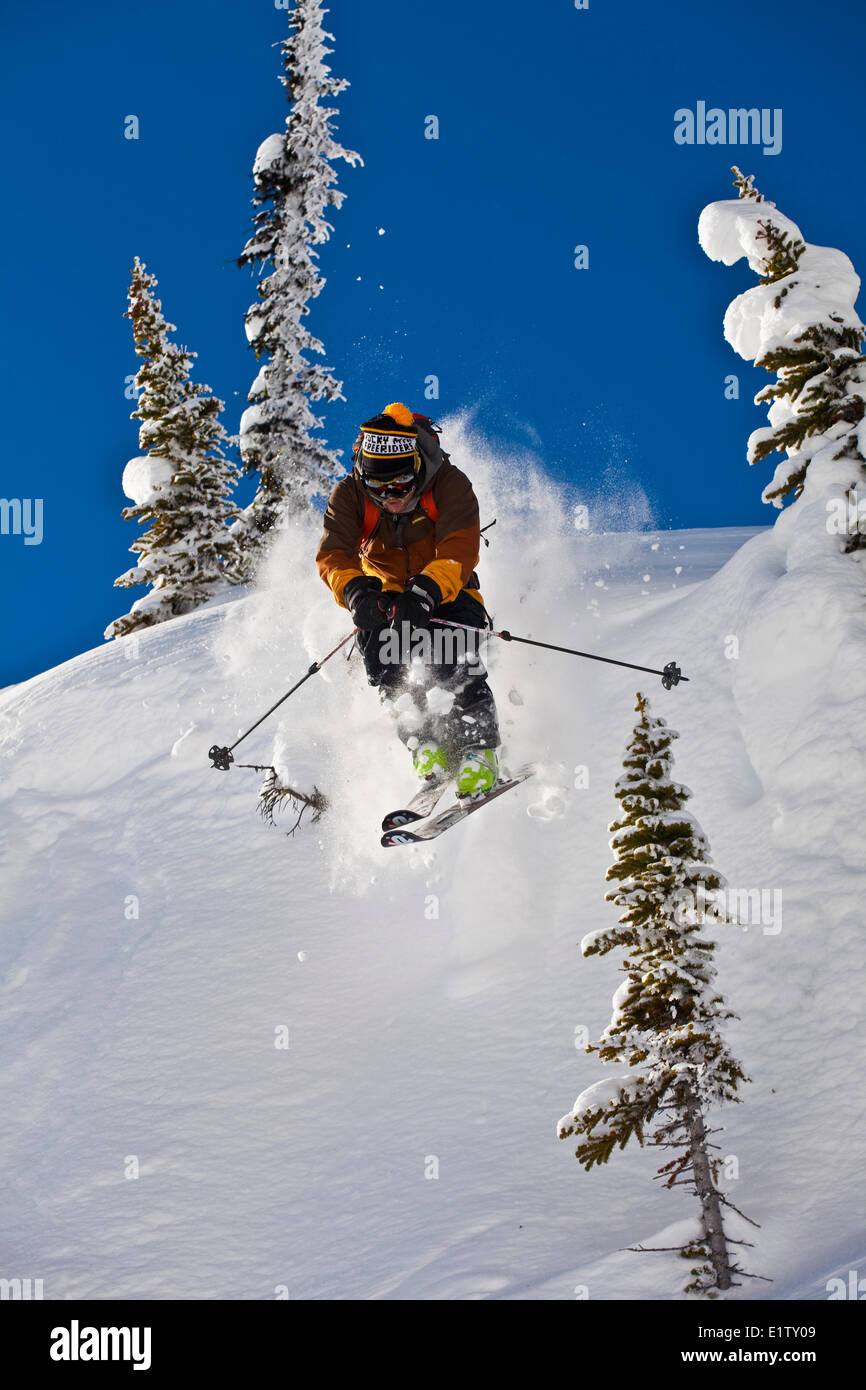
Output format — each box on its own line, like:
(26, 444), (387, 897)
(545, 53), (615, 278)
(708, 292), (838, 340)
(431, 619), (688, 689)
(208, 629), (357, 770)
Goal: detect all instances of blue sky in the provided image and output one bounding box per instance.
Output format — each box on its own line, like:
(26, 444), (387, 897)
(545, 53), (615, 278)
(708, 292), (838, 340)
(2, 0), (865, 684)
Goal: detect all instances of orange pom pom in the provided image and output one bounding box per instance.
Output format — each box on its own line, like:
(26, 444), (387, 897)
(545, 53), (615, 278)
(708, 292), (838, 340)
(383, 402), (415, 426)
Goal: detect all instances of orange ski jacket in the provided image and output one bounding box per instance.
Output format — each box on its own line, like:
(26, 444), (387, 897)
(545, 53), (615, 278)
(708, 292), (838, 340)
(316, 458), (483, 609)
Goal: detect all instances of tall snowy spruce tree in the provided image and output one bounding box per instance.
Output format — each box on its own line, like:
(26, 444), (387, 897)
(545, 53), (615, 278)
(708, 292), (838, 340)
(699, 167), (866, 552)
(558, 694), (754, 1296)
(105, 259), (242, 641)
(233, 0), (362, 572)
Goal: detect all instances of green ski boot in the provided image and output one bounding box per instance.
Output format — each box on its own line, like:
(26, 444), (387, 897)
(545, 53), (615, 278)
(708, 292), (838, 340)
(455, 748), (499, 798)
(412, 740), (450, 783)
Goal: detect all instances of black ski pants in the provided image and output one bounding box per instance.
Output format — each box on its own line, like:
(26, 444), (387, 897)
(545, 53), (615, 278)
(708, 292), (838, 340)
(356, 588), (500, 756)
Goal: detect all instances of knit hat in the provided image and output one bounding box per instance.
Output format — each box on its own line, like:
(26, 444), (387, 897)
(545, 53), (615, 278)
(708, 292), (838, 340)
(354, 402), (420, 482)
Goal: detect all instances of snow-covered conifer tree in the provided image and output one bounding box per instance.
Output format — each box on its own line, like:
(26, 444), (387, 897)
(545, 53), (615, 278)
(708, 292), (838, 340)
(233, 0), (362, 570)
(700, 168), (866, 552)
(105, 259), (242, 640)
(558, 693), (752, 1295)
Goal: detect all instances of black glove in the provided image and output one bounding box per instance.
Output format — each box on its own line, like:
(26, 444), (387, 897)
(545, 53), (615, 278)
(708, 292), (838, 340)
(386, 573), (443, 628)
(344, 575), (388, 630)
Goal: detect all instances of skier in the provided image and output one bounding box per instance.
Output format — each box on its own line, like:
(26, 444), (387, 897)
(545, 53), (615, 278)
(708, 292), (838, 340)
(316, 402), (501, 796)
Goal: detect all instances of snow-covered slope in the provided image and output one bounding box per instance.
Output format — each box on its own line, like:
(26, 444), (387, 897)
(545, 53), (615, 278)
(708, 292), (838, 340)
(1, 427), (863, 1300)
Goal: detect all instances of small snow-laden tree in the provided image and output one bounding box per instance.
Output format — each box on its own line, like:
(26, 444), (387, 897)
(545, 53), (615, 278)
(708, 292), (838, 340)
(233, 0), (362, 574)
(557, 693), (754, 1296)
(699, 167), (866, 553)
(105, 259), (242, 640)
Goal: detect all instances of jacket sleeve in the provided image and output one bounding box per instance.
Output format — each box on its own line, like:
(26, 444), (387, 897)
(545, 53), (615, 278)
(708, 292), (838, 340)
(316, 479), (367, 608)
(420, 465), (481, 604)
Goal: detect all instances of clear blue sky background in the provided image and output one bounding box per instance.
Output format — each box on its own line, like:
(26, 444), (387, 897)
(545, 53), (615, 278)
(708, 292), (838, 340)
(2, 0), (865, 684)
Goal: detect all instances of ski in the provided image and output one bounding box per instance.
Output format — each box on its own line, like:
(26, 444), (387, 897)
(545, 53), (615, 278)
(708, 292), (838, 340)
(381, 767), (536, 847)
(381, 777), (452, 833)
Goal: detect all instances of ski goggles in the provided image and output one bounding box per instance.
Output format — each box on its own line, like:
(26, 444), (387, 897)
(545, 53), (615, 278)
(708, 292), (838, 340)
(362, 471), (416, 499)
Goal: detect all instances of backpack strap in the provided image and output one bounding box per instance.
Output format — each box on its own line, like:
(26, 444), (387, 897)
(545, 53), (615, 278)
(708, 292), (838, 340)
(359, 495), (380, 554)
(420, 488), (438, 523)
